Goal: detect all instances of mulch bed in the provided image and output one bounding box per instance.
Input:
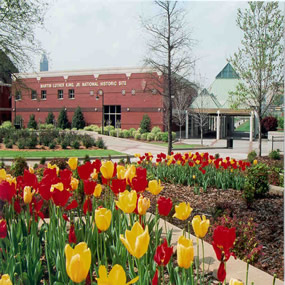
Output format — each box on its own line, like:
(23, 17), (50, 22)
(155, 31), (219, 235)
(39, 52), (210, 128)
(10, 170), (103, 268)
(144, 183), (284, 280)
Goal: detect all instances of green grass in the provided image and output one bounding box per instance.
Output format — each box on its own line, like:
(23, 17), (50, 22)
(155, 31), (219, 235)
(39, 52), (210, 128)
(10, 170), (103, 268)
(0, 149), (124, 158)
(148, 142), (203, 149)
(235, 120), (250, 132)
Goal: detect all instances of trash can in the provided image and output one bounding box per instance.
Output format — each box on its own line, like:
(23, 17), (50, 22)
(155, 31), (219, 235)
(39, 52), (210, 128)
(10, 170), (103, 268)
(227, 137), (233, 149)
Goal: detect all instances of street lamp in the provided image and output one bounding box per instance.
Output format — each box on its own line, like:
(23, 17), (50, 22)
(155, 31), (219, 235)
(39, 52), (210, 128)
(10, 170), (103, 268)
(96, 89), (104, 134)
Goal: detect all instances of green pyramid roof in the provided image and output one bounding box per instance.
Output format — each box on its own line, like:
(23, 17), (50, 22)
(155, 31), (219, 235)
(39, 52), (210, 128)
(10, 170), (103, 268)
(216, 63), (239, 79)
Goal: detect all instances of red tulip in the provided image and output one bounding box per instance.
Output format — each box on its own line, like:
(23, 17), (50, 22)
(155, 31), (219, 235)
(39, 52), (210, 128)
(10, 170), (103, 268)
(62, 214), (69, 222)
(65, 200), (78, 211)
(157, 196), (172, 216)
(14, 199), (21, 214)
(29, 198), (45, 221)
(83, 197), (92, 215)
(131, 175), (148, 192)
(77, 162), (94, 180)
(0, 181), (16, 202)
(152, 269), (158, 285)
(154, 238), (173, 266)
(111, 179), (126, 195)
(217, 262), (226, 282)
(92, 159), (102, 173)
(60, 169), (72, 188)
(212, 226), (236, 262)
(0, 219), (7, 238)
(84, 180), (97, 195)
(51, 188), (71, 207)
(68, 223), (77, 244)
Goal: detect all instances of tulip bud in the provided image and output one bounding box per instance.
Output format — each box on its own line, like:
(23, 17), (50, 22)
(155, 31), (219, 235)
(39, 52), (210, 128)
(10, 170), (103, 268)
(68, 157), (78, 170)
(177, 235), (194, 269)
(137, 195), (150, 215)
(23, 186), (35, 204)
(95, 207), (112, 232)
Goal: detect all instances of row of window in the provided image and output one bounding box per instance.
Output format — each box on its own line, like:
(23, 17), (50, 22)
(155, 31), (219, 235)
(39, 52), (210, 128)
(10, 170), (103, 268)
(15, 88), (158, 101)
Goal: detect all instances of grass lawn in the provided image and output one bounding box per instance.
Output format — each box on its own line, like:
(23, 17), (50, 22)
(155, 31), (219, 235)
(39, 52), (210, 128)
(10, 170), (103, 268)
(0, 149), (124, 158)
(149, 142), (203, 149)
(235, 120), (250, 132)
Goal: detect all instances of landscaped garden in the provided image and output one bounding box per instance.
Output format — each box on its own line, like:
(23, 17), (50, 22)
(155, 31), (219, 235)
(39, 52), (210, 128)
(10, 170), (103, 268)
(0, 150), (283, 284)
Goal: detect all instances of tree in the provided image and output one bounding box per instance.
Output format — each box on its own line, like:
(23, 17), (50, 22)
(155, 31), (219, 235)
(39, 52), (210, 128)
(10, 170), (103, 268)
(72, 107), (86, 130)
(57, 108), (70, 129)
(229, 2), (284, 156)
(142, 1), (194, 154)
(46, 112), (55, 125)
(27, 114), (37, 129)
(0, 0), (48, 70)
(140, 114), (151, 133)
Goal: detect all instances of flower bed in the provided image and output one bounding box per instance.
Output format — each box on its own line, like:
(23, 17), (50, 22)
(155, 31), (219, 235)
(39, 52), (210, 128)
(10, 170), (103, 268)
(0, 154), (279, 284)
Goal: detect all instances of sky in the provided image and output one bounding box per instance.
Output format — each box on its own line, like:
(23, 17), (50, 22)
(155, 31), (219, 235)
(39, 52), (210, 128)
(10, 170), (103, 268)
(33, 0), (249, 87)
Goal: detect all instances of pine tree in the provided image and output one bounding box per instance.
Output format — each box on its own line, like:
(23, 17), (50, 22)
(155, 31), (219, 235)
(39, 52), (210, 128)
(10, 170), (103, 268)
(140, 114), (151, 133)
(46, 112), (55, 124)
(57, 108), (70, 129)
(72, 106), (86, 129)
(27, 114), (37, 129)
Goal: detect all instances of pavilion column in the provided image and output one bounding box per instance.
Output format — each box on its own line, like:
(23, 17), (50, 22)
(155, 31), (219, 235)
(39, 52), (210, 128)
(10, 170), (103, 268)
(185, 110), (189, 139)
(249, 111), (254, 142)
(191, 115), (194, 137)
(216, 110), (220, 140)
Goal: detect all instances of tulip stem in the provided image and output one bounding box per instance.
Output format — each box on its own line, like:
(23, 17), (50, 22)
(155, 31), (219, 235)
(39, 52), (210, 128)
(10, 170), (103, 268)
(44, 231), (52, 283)
(190, 264), (194, 285)
(202, 239), (205, 283)
(96, 230), (101, 265)
(161, 266), (165, 285)
(246, 260), (249, 285)
(196, 237), (199, 280)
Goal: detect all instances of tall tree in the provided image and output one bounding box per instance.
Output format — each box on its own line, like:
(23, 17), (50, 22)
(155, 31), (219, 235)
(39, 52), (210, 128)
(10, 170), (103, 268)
(142, 1), (194, 154)
(229, 1), (284, 156)
(0, 0), (48, 70)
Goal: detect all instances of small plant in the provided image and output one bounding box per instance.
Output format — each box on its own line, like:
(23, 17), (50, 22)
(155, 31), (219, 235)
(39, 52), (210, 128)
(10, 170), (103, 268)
(71, 106), (86, 129)
(277, 116), (284, 130)
(26, 134), (38, 149)
(49, 158), (68, 170)
(49, 141), (56, 149)
(147, 133), (155, 141)
(71, 140), (80, 149)
(11, 157), (28, 176)
(161, 132), (168, 142)
(39, 157), (46, 165)
(134, 133), (141, 140)
(269, 149), (281, 160)
(110, 130), (117, 137)
(122, 130), (130, 138)
(96, 137), (106, 149)
(17, 138), (26, 149)
(83, 155), (90, 163)
(151, 126), (161, 135)
(141, 133), (148, 141)
(247, 150), (257, 163)
(214, 153), (220, 159)
(1, 121), (13, 129)
(82, 135), (95, 148)
(5, 140), (13, 149)
(140, 114), (151, 133)
(129, 128), (136, 137)
(61, 140), (68, 149)
(27, 114), (37, 129)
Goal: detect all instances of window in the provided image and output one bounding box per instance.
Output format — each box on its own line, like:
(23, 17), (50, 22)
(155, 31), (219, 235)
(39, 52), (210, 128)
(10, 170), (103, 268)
(103, 105), (121, 127)
(131, 89), (136, 95)
(90, 90), (94, 96)
(31, 90), (37, 100)
(41, 90), (46, 100)
(121, 89), (126, 96)
(58, 90), (63, 100)
(68, 89), (75, 99)
(15, 91), (21, 100)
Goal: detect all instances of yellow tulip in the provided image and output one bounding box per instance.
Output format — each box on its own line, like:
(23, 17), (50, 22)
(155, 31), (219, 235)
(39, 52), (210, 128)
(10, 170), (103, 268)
(146, 180), (163, 195)
(253, 159), (258, 165)
(95, 207), (112, 232)
(64, 242), (91, 283)
(97, 264), (139, 285)
(5, 175), (16, 186)
(0, 169), (6, 182)
(192, 215), (210, 238)
(48, 163), (59, 175)
(229, 279), (244, 285)
(117, 165), (126, 180)
(93, 184), (102, 197)
(173, 202), (192, 220)
(0, 274), (12, 285)
(124, 165), (136, 184)
(137, 195), (150, 215)
(68, 157), (78, 170)
(100, 161), (114, 180)
(115, 190), (137, 214)
(177, 235), (194, 269)
(70, 177), (79, 191)
(29, 166), (34, 174)
(134, 153), (141, 158)
(50, 182), (64, 192)
(192, 175), (196, 180)
(91, 169), (98, 180)
(23, 186), (35, 204)
(120, 221), (150, 258)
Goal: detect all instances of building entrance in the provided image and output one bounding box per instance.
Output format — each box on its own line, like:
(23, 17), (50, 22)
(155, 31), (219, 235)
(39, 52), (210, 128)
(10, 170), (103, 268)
(104, 105), (121, 127)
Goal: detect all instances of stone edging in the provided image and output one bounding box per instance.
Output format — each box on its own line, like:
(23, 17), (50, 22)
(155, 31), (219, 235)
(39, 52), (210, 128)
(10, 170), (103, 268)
(269, 184), (284, 195)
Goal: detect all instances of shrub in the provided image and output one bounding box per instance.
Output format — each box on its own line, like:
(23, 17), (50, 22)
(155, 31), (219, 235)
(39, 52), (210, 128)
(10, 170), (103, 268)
(141, 133), (148, 140)
(277, 116), (284, 129)
(13, 115), (23, 128)
(57, 108), (70, 129)
(1, 121), (13, 129)
(211, 215), (263, 263)
(39, 131), (54, 147)
(61, 140), (68, 149)
(134, 133), (141, 140)
(140, 114), (151, 133)
(39, 157), (46, 165)
(147, 133), (155, 141)
(155, 132), (164, 141)
(46, 112), (55, 125)
(129, 128), (136, 137)
(110, 130), (117, 137)
(49, 141), (56, 149)
(82, 134), (95, 148)
(118, 130), (124, 138)
(49, 158), (68, 170)
(261, 116), (278, 134)
(161, 132), (168, 142)
(243, 163), (269, 205)
(27, 114), (37, 129)
(17, 138), (26, 149)
(84, 125), (100, 132)
(83, 155), (90, 163)
(247, 150), (257, 163)
(4, 139), (13, 149)
(122, 130), (130, 138)
(96, 137), (106, 149)
(39, 123), (54, 130)
(71, 140), (80, 149)
(72, 106), (86, 129)
(151, 126), (161, 135)
(11, 157), (28, 176)
(172, 131), (176, 141)
(26, 134), (38, 149)
(269, 149), (281, 160)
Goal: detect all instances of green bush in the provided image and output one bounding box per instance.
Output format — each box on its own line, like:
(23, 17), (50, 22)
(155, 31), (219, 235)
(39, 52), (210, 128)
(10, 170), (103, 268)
(61, 140), (68, 149)
(172, 131), (176, 141)
(269, 149), (281, 160)
(243, 163), (269, 205)
(26, 134), (38, 149)
(140, 114), (151, 133)
(71, 140), (80, 149)
(39, 157), (46, 165)
(141, 133), (148, 140)
(161, 132), (168, 142)
(49, 158), (68, 170)
(147, 133), (155, 141)
(82, 134), (95, 148)
(5, 141), (13, 149)
(27, 114), (37, 129)
(1, 121), (13, 129)
(17, 138), (26, 149)
(96, 137), (106, 149)
(278, 116), (284, 129)
(39, 131), (54, 147)
(247, 150), (257, 163)
(46, 112), (55, 125)
(84, 124), (100, 132)
(118, 130), (124, 138)
(11, 157), (28, 176)
(122, 130), (130, 138)
(155, 132), (163, 141)
(129, 128), (136, 137)
(110, 130), (117, 137)
(49, 141), (56, 149)
(134, 133), (141, 140)
(57, 108), (70, 129)
(39, 123), (54, 130)
(151, 126), (161, 135)
(72, 106), (86, 129)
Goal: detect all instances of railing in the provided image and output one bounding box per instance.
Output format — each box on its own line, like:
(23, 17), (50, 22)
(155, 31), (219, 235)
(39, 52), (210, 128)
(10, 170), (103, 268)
(271, 135), (284, 152)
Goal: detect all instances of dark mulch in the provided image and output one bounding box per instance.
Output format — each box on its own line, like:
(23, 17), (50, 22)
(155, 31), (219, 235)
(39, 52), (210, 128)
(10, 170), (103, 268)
(144, 183), (284, 280)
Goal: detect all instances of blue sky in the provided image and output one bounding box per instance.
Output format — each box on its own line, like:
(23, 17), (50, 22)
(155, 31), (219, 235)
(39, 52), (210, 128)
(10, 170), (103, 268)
(33, 1), (249, 86)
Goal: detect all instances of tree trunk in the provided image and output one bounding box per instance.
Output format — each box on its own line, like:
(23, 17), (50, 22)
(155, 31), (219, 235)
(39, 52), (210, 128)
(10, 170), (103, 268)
(179, 125), (182, 142)
(200, 126), (203, 146)
(258, 115), (262, 157)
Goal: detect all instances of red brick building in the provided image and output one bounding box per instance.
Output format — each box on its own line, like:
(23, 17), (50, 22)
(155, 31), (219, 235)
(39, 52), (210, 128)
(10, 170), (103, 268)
(12, 67), (166, 129)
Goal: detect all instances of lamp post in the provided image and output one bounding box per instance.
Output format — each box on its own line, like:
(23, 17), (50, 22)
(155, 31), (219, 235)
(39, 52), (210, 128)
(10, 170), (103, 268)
(96, 89), (104, 134)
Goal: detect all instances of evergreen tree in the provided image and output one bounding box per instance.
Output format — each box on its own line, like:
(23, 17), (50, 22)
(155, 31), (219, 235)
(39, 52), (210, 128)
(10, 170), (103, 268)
(57, 108), (70, 129)
(27, 114), (37, 129)
(72, 106), (86, 129)
(140, 114), (151, 133)
(46, 112), (55, 125)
